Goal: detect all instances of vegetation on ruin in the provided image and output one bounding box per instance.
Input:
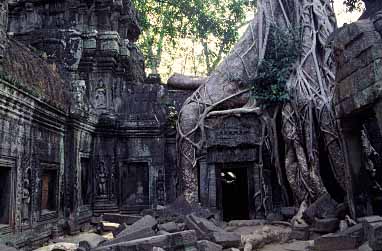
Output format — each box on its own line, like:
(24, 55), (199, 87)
(132, 0), (255, 77)
(251, 25), (302, 106)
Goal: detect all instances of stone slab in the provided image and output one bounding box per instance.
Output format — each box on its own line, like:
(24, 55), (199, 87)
(94, 230), (197, 251)
(197, 240), (223, 251)
(211, 231), (241, 248)
(102, 214), (142, 225)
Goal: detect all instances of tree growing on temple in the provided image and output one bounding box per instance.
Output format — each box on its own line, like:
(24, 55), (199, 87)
(176, 0), (348, 211)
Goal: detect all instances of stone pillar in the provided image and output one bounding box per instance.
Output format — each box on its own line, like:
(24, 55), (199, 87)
(0, 1), (7, 60)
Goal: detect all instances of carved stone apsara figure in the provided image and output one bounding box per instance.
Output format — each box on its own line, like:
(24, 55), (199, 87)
(70, 80), (87, 114)
(97, 162), (108, 196)
(22, 179), (31, 223)
(95, 80), (107, 110)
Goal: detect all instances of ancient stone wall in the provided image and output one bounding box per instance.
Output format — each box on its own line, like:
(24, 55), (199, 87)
(334, 11), (382, 217)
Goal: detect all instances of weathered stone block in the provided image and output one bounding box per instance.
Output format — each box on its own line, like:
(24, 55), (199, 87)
(95, 230), (197, 251)
(365, 221), (382, 251)
(211, 232), (241, 248)
(197, 240), (223, 251)
(314, 224), (364, 251)
(158, 222), (179, 233)
(98, 31), (120, 54)
(102, 213), (141, 225)
(116, 215), (158, 238)
(312, 218), (339, 234)
(303, 194), (338, 225)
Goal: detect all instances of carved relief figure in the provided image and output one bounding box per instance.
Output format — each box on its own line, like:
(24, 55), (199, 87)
(97, 162), (108, 196)
(22, 179), (30, 223)
(71, 80), (87, 114)
(95, 81), (107, 110)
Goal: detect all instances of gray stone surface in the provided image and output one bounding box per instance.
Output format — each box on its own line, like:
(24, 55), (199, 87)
(314, 224), (364, 251)
(211, 231), (241, 248)
(197, 240), (223, 251)
(94, 230), (198, 251)
(158, 222), (179, 233)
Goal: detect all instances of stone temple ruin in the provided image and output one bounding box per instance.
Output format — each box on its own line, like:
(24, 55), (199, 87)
(2, 0), (382, 251)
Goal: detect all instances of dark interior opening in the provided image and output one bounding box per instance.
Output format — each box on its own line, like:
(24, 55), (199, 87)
(221, 167), (249, 221)
(0, 167), (11, 225)
(120, 162), (149, 206)
(41, 169), (57, 213)
(80, 158), (91, 205)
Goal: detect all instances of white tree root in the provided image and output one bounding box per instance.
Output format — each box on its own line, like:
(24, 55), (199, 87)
(177, 0), (347, 207)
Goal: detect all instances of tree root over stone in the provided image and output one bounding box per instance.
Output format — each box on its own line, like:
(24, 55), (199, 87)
(177, 0), (347, 209)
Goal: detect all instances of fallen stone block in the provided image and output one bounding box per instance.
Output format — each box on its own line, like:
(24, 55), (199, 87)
(102, 213), (142, 225)
(211, 231), (241, 248)
(185, 213), (224, 239)
(290, 223), (310, 241)
(152, 247), (165, 251)
(102, 227), (156, 246)
(314, 224), (364, 251)
(197, 240), (223, 251)
(99, 221), (119, 232)
(33, 242), (78, 251)
(358, 242), (372, 251)
(312, 218), (339, 233)
(185, 214), (210, 239)
(0, 244), (17, 251)
(94, 230), (197, 251)
(113, 223), (127, 237)
(227, 220), (267, 228)
(158, 222), (179, 233)
(116, 215), (158, 238)
(364, 221), (382, 251)
(303, 194), (338, 225)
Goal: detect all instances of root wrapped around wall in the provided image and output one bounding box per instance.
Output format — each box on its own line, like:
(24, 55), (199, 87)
(177, 0), (347, 206)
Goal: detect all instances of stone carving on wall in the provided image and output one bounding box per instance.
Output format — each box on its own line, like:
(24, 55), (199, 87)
(95, 81), (107, 110)
(22, 168), (31, 224)
(70, 80), (88, 116)
(97, 161), (108, 196)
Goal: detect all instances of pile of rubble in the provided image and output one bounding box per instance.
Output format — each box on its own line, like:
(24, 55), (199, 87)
(27, 194), (382, 251)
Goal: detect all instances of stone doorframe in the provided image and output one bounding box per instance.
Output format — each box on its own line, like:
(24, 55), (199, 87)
(118, 157), (154, 212)
(199, 157), (259, 220)
(339, 102), (382, 217)
(0, 156), (16, 234)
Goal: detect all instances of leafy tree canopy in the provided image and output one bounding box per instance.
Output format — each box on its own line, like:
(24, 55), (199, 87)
(343, 0), (365, 12)
(132, 0), (255, 77)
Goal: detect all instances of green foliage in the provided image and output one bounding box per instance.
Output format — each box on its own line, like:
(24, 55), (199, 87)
(343, 0), (364, 12)
(132, 0), (255, 76)
(251, 24), (302, 106)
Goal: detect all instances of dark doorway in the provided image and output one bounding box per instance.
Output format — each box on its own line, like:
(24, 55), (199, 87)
(80, 158), (91, 205)
(221, 167), (249, 221)
(120, 162), (150, 207)
(41, 169), (58, 213)
(0, 167), (11, 225)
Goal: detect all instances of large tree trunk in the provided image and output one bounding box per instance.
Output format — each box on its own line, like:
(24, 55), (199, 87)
(177, 0), (347, 205)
